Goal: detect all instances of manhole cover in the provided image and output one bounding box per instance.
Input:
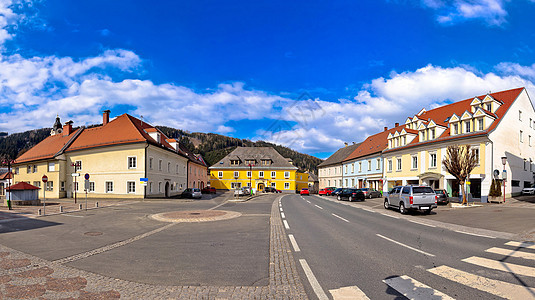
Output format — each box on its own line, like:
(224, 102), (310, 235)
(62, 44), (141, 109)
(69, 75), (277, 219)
(84, 232), (103, 236)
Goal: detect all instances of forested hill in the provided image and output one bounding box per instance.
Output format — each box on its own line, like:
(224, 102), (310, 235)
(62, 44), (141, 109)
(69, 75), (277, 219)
(0, 126), (323, 173)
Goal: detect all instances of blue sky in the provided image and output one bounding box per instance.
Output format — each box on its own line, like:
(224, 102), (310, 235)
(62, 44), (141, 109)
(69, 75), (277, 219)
(1, 0), (535, 158)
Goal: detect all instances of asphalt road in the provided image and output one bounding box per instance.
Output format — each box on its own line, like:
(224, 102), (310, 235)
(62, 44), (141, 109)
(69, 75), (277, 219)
(281, 194), (535, 300)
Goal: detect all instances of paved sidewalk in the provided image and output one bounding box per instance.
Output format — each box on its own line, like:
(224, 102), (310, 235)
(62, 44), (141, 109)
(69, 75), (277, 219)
(0, 196), (308, 299)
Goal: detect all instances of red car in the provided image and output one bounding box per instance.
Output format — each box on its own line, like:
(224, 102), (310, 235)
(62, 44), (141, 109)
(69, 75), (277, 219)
(318, 188), (332, 196)
(201, 187), (217, 194)
(300, 188), (310, 195)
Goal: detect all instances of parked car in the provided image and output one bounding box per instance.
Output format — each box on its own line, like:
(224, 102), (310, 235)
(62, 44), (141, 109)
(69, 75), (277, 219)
(234, 187), (250, 196)
(325, 187), (337, 195)
(337, 188), (365, 202)
(201, 187), (217, 194)
(384, 185), (437, 214)
(331, 188), (344, 197)
(300, 188), (310, 195)
(521, 184), (535, 195)
(263, 187), (281, 193)
(181, 188), (202, 199)
(318, 188), (329, 196)
(434, 189), (449, 204)
(360, 188), (382, 199)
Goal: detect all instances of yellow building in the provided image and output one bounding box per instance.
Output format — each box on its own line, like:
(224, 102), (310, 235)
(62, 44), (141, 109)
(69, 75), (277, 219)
(209, 147), (309, 192)
(13, 111), (207, 199)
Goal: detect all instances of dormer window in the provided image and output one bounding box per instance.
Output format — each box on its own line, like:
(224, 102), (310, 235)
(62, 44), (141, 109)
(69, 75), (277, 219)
(454, 123), (459, 135)
(230, 160), (240, 166)
(431, 128), (436, 139)
(261, 159), (271, 166)
(486, 104), (491, 111)
(245, 159), (255, 165)
(478, 119), (484, 131)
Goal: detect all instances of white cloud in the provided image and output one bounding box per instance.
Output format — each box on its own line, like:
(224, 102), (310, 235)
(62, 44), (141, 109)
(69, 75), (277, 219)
(420, 0), (511, 26)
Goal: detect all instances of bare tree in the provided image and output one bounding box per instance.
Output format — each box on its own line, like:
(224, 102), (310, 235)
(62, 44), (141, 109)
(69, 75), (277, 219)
(442, 145), (478, 205)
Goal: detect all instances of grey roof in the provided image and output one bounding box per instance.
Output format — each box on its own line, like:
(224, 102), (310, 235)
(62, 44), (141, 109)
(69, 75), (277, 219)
(307, 172), (318, 182)
(209, 147), (298, 170)
(318, 143), (362, 168)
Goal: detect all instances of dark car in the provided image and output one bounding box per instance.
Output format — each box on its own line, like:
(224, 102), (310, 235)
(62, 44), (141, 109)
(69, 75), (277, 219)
(331, 188), (344, 197)
(360, 188), (382, 199)
(434, 189), (449, 204)
(337, 188), (365, 202)
(263, 187), (281, 193)
(181, 188), (202, 199)
(201, 187), (217, 194)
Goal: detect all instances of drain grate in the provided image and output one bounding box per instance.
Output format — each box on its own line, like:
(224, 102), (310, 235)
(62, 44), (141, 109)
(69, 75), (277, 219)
(84, 232), (103, 236)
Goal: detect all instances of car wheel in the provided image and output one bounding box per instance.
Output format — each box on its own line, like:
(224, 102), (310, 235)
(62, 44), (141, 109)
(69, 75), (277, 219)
(368, 194), (372, 199)
(424, 208), (432, 215)
(384, 199), (389, 209)
(348, 196), (352, 202)
(399, 202), (407, 214)
(337, 195), (341, 201)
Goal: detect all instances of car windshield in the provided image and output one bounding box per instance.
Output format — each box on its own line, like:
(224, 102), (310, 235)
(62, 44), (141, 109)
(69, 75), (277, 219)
(361, 188), (369, 191)
(435, 190), (445, 195)
(413, 187), (435, 194)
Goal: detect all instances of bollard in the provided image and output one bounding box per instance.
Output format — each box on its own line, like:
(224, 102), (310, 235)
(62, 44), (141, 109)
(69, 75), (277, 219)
(79, 204), (82, 210)
(38, 208), (42, 216)
(95, 202), (99, 208)
(59, 206), (63, 213)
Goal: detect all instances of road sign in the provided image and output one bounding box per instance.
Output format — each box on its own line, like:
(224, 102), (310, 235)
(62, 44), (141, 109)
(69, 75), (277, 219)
(84, 179), (90, 191)
(84, 173), (90, 180)
(42, 175), (48, 182)
(502, 170), (507, 180)
(140, 178), (148, 182)
(72, 173), (80, 177)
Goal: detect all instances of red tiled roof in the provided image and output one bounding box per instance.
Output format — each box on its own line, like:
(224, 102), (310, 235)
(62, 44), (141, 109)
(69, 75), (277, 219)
(14, 129), (81, 164)
(0, 172), (12, 180)
(6, 182), (40, 191)
(344, 125), (405, 161)
(384, 87), (524, 153)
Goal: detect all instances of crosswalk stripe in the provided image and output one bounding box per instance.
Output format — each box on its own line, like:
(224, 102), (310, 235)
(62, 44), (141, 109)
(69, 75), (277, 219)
(383, 275), (454, 300)
(505, 241), (535, 250)
(462, 256), (535, 278)
(486, 247), (535, 261)
(329, 286), (370, 300)
(428, 265), (535, 299)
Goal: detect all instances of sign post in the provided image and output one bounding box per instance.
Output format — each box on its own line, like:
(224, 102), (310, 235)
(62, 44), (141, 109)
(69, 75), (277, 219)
(42, 175), (48, 215)
(84, 173), (90, 211)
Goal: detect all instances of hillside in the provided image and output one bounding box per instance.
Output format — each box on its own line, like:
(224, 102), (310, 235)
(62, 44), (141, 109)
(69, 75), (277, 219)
(0, 126), (323, 174)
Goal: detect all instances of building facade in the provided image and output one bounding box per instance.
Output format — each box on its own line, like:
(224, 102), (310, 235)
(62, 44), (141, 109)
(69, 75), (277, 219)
(318, 143), (360, 189)
(209, 147), (308, 192)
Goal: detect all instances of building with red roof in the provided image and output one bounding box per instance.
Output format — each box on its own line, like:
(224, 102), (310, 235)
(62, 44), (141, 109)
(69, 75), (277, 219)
(13, 111), (208, 199)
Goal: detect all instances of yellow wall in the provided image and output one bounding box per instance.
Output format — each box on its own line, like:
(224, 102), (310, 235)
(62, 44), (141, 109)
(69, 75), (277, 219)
(12, 160), (62, 198)
(210, 169), (305, 192)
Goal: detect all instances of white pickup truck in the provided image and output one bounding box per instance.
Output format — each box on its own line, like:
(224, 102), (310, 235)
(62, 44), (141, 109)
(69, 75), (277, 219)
(384, 185), (438, 214)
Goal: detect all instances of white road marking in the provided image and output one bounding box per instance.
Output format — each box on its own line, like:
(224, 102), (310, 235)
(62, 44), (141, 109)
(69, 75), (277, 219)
(380, 213), (399, 219)
(299, 259), (329, 300)
(332, 213), (350, 223)
(376, 234), (435, 257)
(505, 241), (535, 250)
(306, 200), (311, 204)
(283, 220), (290, 229)
(428, 265), (535, 299)
(315, 205), (324, 210)
(279, 207), (283, 212)
(454, 230), (496, 239)
(288, 234), (300, 252)
(463, 256), (535, 278)
(486, 247), (535, 260)
(383, 275), (454, 300)
(407, 219), (436, 228)
(360, 208), (375, 213)
(281, 212), (286, 219)
(329, 286), (370, 300)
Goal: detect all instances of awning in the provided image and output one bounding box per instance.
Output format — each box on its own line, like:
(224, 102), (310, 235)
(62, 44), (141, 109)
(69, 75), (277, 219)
(417, 172), (444, 180)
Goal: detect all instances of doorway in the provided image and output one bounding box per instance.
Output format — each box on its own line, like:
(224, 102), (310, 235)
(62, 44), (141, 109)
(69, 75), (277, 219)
(165, 182), (170, 198)
(258, 183), (265, 190)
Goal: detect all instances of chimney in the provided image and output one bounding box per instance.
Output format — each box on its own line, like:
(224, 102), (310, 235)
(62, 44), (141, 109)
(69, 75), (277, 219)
(63, 121), (73, 136)
(384, 126), (388, 131)
(395, 122), (399, 127)
(103, 110), (110, 126)
(344, 142), (348, 147)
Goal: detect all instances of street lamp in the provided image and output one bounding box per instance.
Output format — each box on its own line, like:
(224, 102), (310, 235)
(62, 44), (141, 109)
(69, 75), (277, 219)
(1, 159), (14, 210)
(501, 156), (507, 203)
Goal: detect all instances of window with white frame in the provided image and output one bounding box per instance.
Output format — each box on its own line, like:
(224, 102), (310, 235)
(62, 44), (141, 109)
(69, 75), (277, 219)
(284, 171), (290, 178)
(259, 171), (264, 178)
(234, 171), (239, 178)
(368, 160), (371, 171)
(247, 171), (251, 178)
(48, 162), (55, 172)
(519, 110), (522, 121)
(231, 182), (242, 189)
(465, 121), (471, 133)
(473, 147), (480, 165)
(430, 153), (437, 168)
(397, 158), (402, 170)
(454, 123), (459, 135)
(89, 182), (95, 192)
(75, 160), (82, 171)
(529, 135), (532, 147)
(218, 171), (223, 178)
(128, 156), (137, 169)
(351, 164), (354, 173)
(486, 103), (491, 111)
(271, 182), (276, 188)
(60, 181), (65, 191)
(345, 179), (348, 187)
(46, 181), (53, 191)
(412, 156), (418, 169)
(359, 162), (362, 172)
(32, 165), (37, 173)
(478, 119), (484, 131)
(351, 178), (355, 187)
(388, 159), (392, 172)
(530, 118), (532, 128)
(149, 157), (153, 169)
(158, 159), (162, 171)
(431, 128), (436, 139)
(127, 181), (136, 193)
(376, 158), (380, 170)
(284, 182), (290, 189)
(106, 181), (113, 193)
(27, 166), (31, 173)
(33, 181), (40, 188)
(520, 130), (524, 143)
(271, 171), (276, 178)
(75, 182), (79, 191)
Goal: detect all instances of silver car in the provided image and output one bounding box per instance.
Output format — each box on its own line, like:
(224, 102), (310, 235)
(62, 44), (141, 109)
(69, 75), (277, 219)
(384, 185), (438, 214)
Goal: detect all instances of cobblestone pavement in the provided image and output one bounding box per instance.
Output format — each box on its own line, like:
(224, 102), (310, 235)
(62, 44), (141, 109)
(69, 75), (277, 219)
(0, 196), (308, 299)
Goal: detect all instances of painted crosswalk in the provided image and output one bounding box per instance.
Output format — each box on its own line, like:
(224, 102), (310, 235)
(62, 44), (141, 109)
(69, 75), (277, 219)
(345, 240), (535, 299)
